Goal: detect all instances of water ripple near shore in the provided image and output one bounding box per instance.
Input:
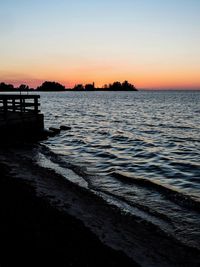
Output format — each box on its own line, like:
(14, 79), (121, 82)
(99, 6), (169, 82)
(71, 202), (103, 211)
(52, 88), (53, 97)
(36, 144), (200, 250)
(37, 91), (200, 247)
(40, 91), (200, 200)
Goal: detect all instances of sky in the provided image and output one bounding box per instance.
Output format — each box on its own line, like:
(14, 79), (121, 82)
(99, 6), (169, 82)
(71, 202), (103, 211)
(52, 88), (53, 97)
(0, 0), (200, 89)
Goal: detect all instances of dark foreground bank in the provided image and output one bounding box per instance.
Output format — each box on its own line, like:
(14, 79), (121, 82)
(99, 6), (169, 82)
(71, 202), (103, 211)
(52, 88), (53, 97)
(1, 144), (200, 267)
(0, 162), (138, 267)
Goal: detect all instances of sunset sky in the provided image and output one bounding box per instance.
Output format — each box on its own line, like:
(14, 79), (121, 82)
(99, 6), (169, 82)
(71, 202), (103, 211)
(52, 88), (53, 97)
(0, 0), (200, 89)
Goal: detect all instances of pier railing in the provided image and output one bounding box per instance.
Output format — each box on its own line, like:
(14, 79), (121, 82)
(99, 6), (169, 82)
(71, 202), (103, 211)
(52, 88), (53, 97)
(0, 95), (40, 114)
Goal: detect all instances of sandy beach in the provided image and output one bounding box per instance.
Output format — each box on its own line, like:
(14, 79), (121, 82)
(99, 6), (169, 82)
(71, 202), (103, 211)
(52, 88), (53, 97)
(0, 158), (137, 267)
(0, 144), (200, 267)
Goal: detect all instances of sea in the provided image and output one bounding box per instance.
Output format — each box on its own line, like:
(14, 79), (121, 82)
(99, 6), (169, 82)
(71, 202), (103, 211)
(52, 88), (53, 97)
(38, 90), (200, 250)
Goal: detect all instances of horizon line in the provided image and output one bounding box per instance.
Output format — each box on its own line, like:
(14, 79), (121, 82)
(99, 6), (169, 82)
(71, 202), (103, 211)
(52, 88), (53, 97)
(0, 80), (200, 91)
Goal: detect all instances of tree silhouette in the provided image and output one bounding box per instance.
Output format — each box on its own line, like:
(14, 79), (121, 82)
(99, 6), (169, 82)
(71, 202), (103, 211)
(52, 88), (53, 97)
(0, 82), (14, 91)
(107, 81), (137, 91)
(36, 81), (65, 91)
(122, 80), (136, 90)
(85, 83), (95, 91)
(73, 84), (85, 91)
(18, 84), (29, 91)
(110, 81), (122, 90)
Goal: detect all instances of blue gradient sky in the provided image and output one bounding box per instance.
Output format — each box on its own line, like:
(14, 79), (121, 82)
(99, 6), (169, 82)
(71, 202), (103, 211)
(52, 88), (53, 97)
(0, 0), (200, 88)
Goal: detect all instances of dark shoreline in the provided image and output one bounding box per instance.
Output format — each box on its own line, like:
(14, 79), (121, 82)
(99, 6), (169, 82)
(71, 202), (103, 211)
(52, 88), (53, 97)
(0, 161), (138, 267)
(1, 145), (200, 267)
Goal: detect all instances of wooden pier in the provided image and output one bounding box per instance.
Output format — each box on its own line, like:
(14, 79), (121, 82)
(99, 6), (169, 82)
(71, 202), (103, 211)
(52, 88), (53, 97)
(0, 94), (44, 141)
(0, 95), (40, 114)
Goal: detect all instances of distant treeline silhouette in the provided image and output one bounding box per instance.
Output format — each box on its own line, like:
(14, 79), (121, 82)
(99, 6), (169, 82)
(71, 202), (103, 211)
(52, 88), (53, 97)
(0, 82), (32, 91)
(0, 80), (137, 92)
(73, 81), (137, 91)
(104, 81), (137, 91)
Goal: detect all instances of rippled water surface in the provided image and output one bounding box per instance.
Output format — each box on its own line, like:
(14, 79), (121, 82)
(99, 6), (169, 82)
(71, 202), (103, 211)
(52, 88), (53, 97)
(40, 91), (200, 200)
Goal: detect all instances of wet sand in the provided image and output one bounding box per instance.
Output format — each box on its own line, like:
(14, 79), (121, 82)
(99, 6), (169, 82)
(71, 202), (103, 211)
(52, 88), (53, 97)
(0, 161), (138, 267)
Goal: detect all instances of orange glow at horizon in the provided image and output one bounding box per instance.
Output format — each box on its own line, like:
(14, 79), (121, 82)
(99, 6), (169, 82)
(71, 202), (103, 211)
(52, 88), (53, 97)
(1, 77), (200, 90)
(1, 66), (200, 90)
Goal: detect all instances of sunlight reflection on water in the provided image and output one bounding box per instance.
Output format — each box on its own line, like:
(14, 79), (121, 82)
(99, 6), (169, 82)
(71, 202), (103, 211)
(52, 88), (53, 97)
(40, 90), (200, 199)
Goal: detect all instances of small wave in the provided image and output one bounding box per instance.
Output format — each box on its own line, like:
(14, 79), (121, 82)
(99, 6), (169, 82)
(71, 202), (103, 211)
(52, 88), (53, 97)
(170, 161), (200, 173)
(158, 123), (192, 130)
(71, 139), (87, 145)
(143, 130), (161, 134)
(95, 151), (118, 160)
(38, 145), (89, 178)
(112, 172), (200, 212)
(111, 135), (130, 142)
(96, 130), (109, 135)
(134, 151), (159, 159)
(113, 120), (123, 123)
(90, 144), (112, 149)
(168, 137), (200, 143)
